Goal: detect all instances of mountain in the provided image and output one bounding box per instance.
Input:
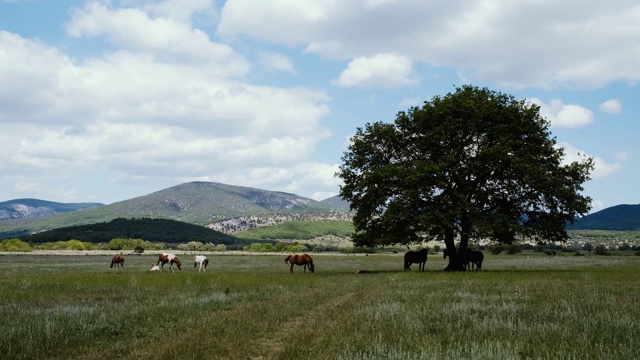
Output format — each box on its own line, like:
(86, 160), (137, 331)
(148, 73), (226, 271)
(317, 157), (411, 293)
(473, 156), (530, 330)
(0, 199), (104, 220)
(0, 182), (344, 239)
(320, 195), (352, 212)
(567, 204), (640, 231)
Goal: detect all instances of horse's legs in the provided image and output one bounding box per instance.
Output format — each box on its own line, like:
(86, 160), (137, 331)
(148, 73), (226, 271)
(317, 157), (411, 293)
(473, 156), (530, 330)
(289, 263), (294, 273)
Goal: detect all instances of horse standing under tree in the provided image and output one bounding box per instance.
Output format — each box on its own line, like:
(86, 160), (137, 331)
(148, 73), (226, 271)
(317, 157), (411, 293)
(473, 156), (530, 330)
(284, 254), (315, 273)
(404, 248), (428, 271)
(463, 248), (484, 271)
(110, 254), (124, 268)
(443, 248), (484, 271)
(156, 253), (182, 272)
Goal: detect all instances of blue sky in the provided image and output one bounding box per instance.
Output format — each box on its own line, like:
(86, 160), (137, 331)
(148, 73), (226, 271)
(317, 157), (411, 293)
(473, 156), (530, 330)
(0, 0), (638, 213)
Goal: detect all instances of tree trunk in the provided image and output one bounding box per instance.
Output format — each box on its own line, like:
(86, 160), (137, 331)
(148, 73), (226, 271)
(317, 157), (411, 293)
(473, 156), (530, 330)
(443, 227), (465, 271)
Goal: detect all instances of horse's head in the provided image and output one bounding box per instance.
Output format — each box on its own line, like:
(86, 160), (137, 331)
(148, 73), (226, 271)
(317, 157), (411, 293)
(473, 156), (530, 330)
(174, 257), (182, 270)
(309, 262), (315, 273)
(284, 255), (291, 264)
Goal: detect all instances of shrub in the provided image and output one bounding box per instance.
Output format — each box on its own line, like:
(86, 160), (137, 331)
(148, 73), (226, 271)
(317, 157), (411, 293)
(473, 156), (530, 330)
(544, 250), (557, 256)
(134, 246), (145, 254)
(506, 244), (522, 255)
(594, 244), (609, 256)
(489, 244), (504, 255)
(0, 238), (32, 252)
(574, 251), (584, 256)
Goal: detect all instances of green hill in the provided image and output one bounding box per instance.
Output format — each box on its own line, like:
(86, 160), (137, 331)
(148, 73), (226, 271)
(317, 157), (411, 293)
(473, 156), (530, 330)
(18, 218), (248, 246)
(568, 204), (640, 230)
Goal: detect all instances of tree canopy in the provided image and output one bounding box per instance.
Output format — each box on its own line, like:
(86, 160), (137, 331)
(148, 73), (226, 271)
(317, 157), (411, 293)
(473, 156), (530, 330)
(337, 85), (593, 270)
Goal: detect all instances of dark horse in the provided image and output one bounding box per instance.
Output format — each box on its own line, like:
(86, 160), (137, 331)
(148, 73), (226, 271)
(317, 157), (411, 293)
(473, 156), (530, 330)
(443, 248), (484, 271)
(110, 254), (124, 268)
(285, 254), (315, 273)
(404, 249), (428, 271)
(464, 248), (484, 271)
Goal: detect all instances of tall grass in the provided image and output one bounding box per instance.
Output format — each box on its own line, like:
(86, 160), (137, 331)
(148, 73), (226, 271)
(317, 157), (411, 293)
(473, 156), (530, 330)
(0, 253), (638, 359)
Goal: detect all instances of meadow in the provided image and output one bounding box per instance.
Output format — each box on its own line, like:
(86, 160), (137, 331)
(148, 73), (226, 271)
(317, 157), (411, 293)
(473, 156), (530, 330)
(0, 252), (639, 359)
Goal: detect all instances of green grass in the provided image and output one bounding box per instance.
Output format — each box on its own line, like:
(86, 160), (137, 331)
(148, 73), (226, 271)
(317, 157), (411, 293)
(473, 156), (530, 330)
(1, 253), (639, 359)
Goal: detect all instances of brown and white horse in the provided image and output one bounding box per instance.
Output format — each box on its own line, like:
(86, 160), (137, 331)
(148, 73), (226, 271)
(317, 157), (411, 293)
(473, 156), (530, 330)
(194, 255), (209, 272)
(157, 253), (182, 272)
(110, 254), (125, 268)
(284, 254), (315, 273)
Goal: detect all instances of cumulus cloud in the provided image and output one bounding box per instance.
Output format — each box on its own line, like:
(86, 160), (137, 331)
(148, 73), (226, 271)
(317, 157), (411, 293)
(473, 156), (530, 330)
(559, 142), (624, 180)
(218, 0), (640, 88)
(529, 98), (594, 128)
(0, 4), (338, 203)
(332, 53), (415, 88)
(599, 99), (622, 114)
(259, 51), (296, 74)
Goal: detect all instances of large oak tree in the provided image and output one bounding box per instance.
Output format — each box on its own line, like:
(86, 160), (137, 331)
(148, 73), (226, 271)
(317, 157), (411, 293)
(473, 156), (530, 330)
(337, 86), (593, 270)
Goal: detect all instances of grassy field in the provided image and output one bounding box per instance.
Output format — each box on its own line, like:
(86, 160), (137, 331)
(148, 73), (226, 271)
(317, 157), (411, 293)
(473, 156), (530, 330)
(1, 252), (639, 359)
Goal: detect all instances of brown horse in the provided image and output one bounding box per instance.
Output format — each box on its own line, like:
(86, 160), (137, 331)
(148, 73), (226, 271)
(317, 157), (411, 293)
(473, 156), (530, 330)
(110, 254), (125, 268)
(284, 254), (315, 273)
(157, 253), (182, 272)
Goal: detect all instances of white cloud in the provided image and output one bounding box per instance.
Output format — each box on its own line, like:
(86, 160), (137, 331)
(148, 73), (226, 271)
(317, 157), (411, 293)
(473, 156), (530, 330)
(559, 142), (624, 180)
(259, 51), (296, 74)
(599, 99), (622, 114)
(332, 53), (415, 88)
(0, 5), (334, 202)
(66, 2), (249, 76)
(218, 0), (640, 89)
(529, 98), (594, 128)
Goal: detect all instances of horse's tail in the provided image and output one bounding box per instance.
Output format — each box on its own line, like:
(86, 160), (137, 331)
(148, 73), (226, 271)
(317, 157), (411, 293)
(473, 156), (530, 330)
(307, 255), (315, 273)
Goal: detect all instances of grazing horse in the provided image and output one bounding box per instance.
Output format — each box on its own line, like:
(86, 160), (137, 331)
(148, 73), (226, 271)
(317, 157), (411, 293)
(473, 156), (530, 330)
(149, 263), (160, 271)
(284, 254), (315, 273)
(443, 248), (484, 271)
(156, 253), (182, 272)
(194, 255), (209, 272)
(110, 254), (125, 268)
(404, 249), (428, 271)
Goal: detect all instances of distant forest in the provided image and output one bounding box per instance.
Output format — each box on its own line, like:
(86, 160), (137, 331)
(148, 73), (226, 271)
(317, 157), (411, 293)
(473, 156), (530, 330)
(19, 218), (248, 246)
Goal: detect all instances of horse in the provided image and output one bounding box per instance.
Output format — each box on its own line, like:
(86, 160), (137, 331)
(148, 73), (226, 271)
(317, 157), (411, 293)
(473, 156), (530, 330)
(464, 248), (484, 271)
(284, 254), (315, 273)
(443, 248), (484, 271)
(194, 255), (209, 272)
(404, 248), (428, 271)
(156, 253), (182, 272)
(110, 254), (125, 268)
(149, 263), (160, 271)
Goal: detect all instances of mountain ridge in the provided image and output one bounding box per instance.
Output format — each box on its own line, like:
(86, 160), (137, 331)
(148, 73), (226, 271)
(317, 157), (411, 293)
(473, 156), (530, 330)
(0, 198), (105, 221)
(0, 182), (348, 239)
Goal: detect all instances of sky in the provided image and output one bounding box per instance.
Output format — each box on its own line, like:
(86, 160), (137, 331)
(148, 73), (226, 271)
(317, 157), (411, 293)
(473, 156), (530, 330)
(0, 0), (638, 213)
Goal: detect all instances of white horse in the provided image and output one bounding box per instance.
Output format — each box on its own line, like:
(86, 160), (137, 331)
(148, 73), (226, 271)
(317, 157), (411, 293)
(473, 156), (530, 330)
(194, 255), (209, 272)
